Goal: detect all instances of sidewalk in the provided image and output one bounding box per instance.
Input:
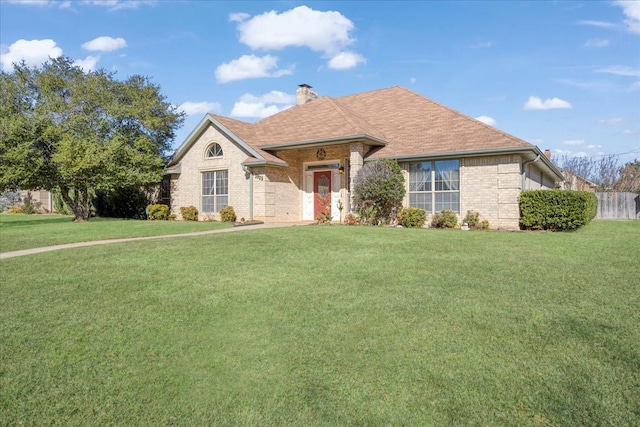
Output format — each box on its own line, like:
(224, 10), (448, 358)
(1, 223), (295, 260)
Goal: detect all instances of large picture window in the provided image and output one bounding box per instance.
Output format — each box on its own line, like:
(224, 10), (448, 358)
(409, 160), (459, 213)
(202, 170), (228, 213)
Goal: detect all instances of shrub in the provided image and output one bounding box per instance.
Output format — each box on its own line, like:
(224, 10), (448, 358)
(147, 204), (170, 220)
(180, 205), (199, 221)
(463, 210), (480, 228)
(316, 205), (333, 225)
(397, 207), (426, 228)
(352, 159), (405, 225)
(93, 185), (151, 219)
(431, 209), (458, 228)
(344, 213), (359, 225)
(519, 190), (597, 231)
(7, 204), (23, 214)
(220, 206), (237, 222)
(463, 210), (490, 230)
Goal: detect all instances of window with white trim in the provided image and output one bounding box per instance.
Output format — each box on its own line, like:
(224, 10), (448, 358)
(202, 170), (228, 213)
(409, 160), (459, 213)
(206, 143), (223, 158)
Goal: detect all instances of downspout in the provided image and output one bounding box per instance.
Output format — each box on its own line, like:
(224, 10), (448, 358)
(243, 166), (254, 220)
(521, 155), (541, 191)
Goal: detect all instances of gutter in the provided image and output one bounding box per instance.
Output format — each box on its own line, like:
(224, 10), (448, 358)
(259, 134), (388, 150)
(521, 154), (542, 191)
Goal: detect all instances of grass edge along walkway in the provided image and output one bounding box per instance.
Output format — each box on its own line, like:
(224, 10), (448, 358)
(0, 223), (293, 259)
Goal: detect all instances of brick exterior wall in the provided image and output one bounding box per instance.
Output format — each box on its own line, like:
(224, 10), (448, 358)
(460, 155), (523, 229)
(170, 124), (252, 221)
(172, 128), (556, 229)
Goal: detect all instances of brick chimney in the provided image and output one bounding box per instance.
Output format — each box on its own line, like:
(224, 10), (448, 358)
(543, 149), (552, 159)
(296, 84), (317, 105)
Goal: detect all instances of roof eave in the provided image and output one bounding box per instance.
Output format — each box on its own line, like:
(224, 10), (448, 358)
(241, 160), (289, 168)
(259, 134), (388, 151)
(368, 146), (565, 181)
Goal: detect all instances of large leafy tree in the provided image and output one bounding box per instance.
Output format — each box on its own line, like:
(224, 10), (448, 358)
(0, 57), (184, 221)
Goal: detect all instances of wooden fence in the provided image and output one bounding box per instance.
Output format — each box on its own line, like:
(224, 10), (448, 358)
(595, 192), (640, 220)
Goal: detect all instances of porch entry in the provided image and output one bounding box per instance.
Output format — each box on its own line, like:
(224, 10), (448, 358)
(302, 161), (342, 221)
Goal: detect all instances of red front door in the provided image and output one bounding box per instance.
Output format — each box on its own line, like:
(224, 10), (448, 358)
(314, 171), (331, 219)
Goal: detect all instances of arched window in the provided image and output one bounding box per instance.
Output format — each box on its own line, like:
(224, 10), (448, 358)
(206, 143), (223, 158)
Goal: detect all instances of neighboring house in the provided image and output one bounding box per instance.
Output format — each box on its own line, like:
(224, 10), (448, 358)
(19, 189), (53, 213)
(559, 170), (598, 192)
(166, 85), (563, 229)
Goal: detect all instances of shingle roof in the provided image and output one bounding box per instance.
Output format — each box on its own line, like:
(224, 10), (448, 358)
(334, 86), (533, 158)
(215, 85), (534, 158)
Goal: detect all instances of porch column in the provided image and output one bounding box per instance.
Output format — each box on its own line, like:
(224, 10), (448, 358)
(349, 142), (364, 196)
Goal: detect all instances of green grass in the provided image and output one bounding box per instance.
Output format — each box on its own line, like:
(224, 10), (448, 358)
(1, 221), (639, 426)
(0, 214), (231, 252)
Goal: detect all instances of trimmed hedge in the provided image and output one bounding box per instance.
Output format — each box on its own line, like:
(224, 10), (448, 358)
(180, 205), (199, 221)
(147, 204), (170, 220)
(519, 190), (597, 231)
(397, 207), (426, 228)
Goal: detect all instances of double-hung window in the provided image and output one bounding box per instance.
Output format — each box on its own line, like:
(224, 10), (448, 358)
(202, 170), (228, 213)
(409, 160), (459, 213)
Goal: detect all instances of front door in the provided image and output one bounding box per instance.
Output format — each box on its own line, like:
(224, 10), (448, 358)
(314, 171), (331, 219)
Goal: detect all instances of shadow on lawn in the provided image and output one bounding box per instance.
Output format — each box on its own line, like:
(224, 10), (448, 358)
(0, 215), (75, 227)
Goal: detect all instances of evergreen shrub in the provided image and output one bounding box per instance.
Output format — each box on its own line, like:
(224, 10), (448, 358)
(180, 205), (199, 221)
(397, 207), (426, 228)
(147, 204), (170, 220)
(519, 190), (597, 231)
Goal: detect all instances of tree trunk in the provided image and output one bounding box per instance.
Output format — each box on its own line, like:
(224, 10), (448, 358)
(59, 184), (91, 222)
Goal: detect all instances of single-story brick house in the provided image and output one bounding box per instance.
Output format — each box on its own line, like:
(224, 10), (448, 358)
(165, 85), (563, 229)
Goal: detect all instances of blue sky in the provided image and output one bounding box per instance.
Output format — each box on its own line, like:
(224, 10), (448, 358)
(1, 0), (639, 162)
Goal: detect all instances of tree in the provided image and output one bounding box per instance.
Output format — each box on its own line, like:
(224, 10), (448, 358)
(616, 160), (640, 193)
(352, 158), (405, 225)
(0, 57), (184, 221)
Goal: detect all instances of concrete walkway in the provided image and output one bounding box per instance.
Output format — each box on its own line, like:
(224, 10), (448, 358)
(0, 223), (295, 260)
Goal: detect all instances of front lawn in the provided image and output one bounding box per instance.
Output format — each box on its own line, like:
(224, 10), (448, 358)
(1, 221), (638, 425)
(0, 214), (231, 252)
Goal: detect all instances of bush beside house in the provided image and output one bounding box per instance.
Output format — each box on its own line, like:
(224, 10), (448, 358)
(519, 190), (597, 231)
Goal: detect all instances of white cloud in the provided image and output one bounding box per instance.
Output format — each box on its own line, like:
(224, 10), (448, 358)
(233, 5), (356, 55)
(562, 139), (585, 146)
(229, 12), (250, 22)
(0, 39), (62, 72)
(230, 91), (295, 119)
(598, 117), (624, 124)
(327, 51), (366, 70)
(577, 20), (616, 29)
(583, 38), (610, 48)
(4, 0), (71, 8)
(524, 96), (572, 110)
(82, 36), (127, 52)
(73, 55), (100, 71)
(475, 115), (497, 126)
(82, 0), (157, 10)
(596, 65), (640, 77)
(471, 41), (493, 49)
(231, 102), (282, 119)
(613, 0), (640, 34)
(215, 54), (292, 83)
(409, 77), (417, 84)
(239, 91), (296, 105)
(555, 148), (588, 157)
(178, 101), (221, 116)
